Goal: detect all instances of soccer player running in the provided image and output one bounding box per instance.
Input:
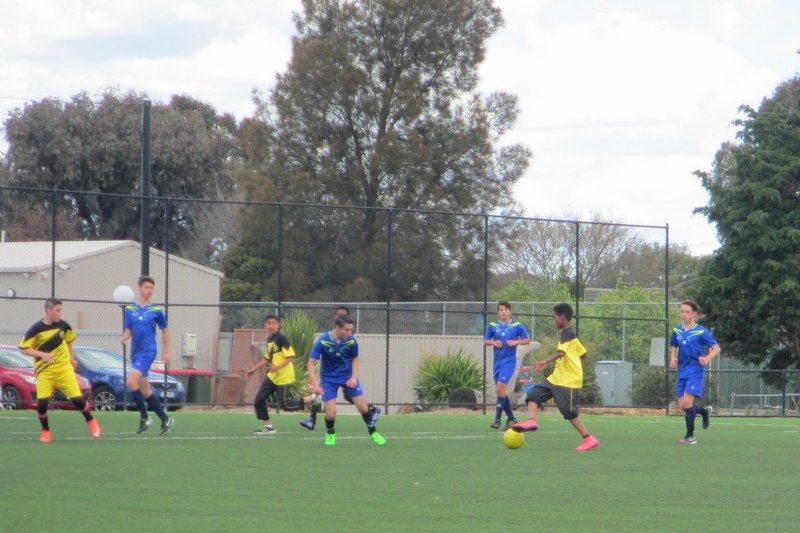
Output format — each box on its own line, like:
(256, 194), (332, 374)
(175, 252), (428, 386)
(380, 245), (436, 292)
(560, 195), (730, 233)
(307, 314), (386, 447)
(120, 276), (174, 435)
(512, 303), (599, 452)
(246, 314), (304, 434)
(299, 305), (381, 430)
(484, 301), (530, 430)
(19, 298), (101, 443)
(669, 300), (720, 445)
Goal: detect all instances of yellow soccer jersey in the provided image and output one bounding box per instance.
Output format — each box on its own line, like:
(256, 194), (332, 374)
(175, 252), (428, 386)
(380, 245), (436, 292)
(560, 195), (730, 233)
(18, 319), (76, 375)
(264, 332), (296, 385)
(546, 327), (586, 389)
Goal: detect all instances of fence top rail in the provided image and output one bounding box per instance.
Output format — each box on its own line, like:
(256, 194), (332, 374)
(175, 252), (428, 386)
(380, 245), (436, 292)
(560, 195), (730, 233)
(674, 369), (800, 374)
(729, 393), (800, 397)
(0, 185), (668, 231)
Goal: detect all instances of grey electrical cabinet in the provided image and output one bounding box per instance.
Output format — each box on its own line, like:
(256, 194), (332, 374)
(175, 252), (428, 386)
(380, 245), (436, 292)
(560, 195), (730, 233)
(595, 360), (633, 406)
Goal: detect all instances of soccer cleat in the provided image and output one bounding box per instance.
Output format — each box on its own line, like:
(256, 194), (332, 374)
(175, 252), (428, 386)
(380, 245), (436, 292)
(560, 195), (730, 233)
(511, 419), (539, 432)
(489, 419), (501, 429)
(160, 417), (174, 436)
(300, 419), (316, 430)
(679, 436), (697, 445)
(253, 425), (276, 435)
(325, 433), (336, 446)
(137, 418), (152, 434)
(87, 418), (101, 439)
(504, 418), (518, 431)
(371, 431), (386, 446)
(40, 430), (51, 443)
(370, 405), (382, 425)
(702, 406), (713, 430)
(575, 435), (599, 451)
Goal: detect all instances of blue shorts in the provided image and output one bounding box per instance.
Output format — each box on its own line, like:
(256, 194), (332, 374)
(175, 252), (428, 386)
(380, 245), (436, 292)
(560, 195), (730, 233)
(676, 376), (705, 398)
(493, 360), (516, 385)
(320, 378), (364, 403)
(131, 352), (157, 377)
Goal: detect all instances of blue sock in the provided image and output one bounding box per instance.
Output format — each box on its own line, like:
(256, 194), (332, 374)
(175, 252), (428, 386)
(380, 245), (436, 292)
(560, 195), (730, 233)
(684, 405), (698, 436)
(495, 398), (503, 421)
(145, 394), (169, 423)
(131, 389), (147, 419)
(502, 396), (514, 419)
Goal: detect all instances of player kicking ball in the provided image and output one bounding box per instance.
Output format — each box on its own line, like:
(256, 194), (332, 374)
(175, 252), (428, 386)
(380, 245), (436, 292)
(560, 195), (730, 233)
(512, 303), (598, 452)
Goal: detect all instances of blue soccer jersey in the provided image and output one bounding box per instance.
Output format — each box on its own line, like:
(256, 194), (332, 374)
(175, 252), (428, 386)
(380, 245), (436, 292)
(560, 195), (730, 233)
(309, 331), (359, 384)
(484, 319), (530, 365)
(124, 302), (168, 358)
(670, 323), (718, 378)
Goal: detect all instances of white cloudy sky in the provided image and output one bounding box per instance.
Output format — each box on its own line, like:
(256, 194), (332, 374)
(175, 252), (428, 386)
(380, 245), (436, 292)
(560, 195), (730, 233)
(2, 0), (799, 255)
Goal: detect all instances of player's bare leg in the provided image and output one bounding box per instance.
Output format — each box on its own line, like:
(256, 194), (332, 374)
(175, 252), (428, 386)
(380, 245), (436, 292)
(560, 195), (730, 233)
(512, 401), (539, 432)
(573, 416), (599, 451)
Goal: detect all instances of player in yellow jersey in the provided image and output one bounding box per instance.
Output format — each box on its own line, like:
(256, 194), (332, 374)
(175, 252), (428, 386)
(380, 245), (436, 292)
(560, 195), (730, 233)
(246, 314), (304, 434)
(512, 303), (598, 451)
(19, 298), (101, 443)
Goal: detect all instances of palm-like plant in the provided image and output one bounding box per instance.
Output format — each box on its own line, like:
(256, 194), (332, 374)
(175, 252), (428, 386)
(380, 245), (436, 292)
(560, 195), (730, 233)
(280, 311), (320, 397)
(413, 348), (485, 408)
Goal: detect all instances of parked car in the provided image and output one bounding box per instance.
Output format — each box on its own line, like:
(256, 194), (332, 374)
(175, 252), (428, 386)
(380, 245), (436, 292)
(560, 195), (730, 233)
(0, 345), (92, 410)
(71, 346), (186, 411)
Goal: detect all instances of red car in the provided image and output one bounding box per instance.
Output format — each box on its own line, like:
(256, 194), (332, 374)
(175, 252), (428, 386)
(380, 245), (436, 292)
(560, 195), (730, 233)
(0, 345), (91, 410)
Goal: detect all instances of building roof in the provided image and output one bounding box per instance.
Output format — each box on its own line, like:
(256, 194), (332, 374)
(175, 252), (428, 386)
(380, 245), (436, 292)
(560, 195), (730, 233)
(0, 240), (223, 278)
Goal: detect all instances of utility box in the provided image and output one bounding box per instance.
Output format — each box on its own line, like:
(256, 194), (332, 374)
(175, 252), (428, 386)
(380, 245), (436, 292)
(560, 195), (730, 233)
(595, 360), (633, 406)
(181, 333), (197, 368)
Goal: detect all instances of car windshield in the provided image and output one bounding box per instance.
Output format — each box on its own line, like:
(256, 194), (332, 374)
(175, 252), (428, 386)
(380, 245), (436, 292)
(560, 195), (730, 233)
(0, 348), (33, 369)
(73, 348), (124, 371)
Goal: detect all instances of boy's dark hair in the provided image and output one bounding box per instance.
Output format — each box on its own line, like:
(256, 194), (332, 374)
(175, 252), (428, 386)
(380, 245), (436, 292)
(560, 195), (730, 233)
(497, 301), (511, 310)
(335, 305), (350, 316)
(681, 300), (699, 313)
(44, 298), (62, 309)
(264, 314), (281, 324)
(138, 275), (156, 287)
(553, 302), (573, 321)
(334, 314), (354, 328)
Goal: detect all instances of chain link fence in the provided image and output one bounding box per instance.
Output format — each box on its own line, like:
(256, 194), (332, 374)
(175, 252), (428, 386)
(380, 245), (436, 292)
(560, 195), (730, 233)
(1, 185), (794, 416)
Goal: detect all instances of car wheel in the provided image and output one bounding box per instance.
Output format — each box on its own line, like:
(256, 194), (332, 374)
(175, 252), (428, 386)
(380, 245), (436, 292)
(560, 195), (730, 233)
(92, 385), (118, 411)
(2, 385), (21, 410)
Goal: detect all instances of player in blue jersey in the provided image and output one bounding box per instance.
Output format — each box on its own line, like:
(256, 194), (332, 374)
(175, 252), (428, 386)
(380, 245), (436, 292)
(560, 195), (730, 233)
(120, 276), (174, 435)
(299, 305), (381, 430)
(307, 314), (385, 447)
(484, 301), (531, 429)
(669, 300), (720, 445)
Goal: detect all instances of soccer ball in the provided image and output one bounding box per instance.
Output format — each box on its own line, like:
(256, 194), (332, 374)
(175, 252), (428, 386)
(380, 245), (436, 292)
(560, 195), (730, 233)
(112, 285), (135, 303)
(503, 428), (525, 449)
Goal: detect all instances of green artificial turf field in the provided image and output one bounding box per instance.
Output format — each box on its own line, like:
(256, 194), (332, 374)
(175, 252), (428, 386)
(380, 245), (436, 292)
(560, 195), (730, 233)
(2, 410), (797, 532)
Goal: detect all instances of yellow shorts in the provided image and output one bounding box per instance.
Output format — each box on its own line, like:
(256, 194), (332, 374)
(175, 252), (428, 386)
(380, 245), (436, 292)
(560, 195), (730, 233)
(36, 363), (82, 399)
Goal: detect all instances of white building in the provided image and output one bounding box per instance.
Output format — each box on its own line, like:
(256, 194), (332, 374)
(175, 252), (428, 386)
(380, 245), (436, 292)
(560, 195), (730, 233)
(0, 240), (223, 370)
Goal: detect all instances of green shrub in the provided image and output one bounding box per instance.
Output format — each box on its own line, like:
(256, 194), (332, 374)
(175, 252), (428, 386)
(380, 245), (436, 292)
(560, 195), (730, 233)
(633, 367), (719, 408)
(413, 348), (485, 409)
(280, 311), (320, 397)
(632, 366), (674, 406)
(580, 359), (603, 405)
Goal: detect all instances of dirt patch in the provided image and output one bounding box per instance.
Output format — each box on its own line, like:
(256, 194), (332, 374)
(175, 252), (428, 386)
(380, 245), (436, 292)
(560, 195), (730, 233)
(581, 407), (667, 416)
(180, 405), (672, 416)
(397, 406), (670, 416)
